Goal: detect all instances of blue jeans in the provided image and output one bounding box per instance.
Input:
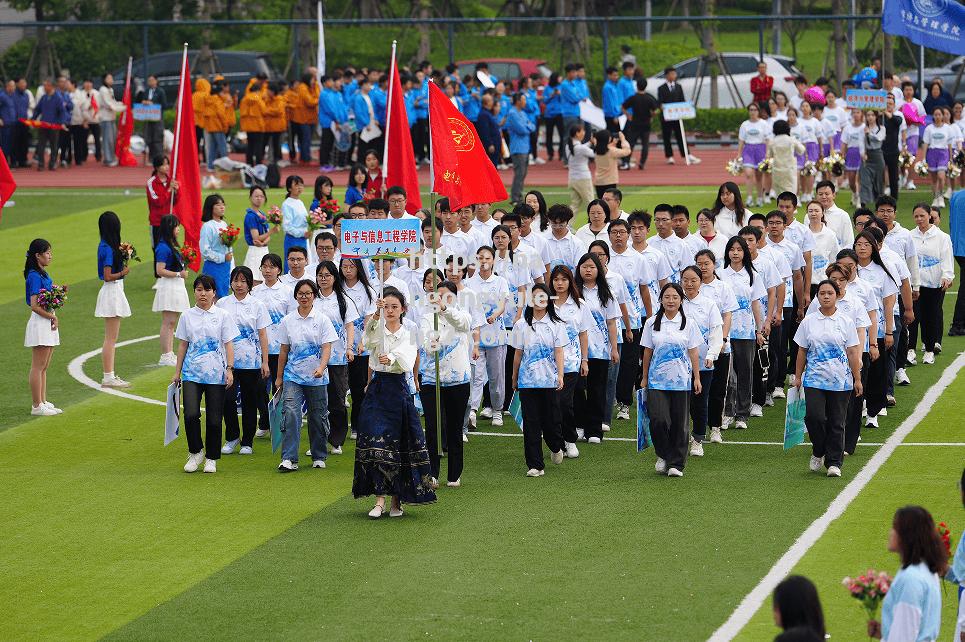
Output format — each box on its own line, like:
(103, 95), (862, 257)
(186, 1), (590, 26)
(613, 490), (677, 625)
(296, 123), (313, 164)
(281, 381), (329, 463)
(204, 131), (227, 170)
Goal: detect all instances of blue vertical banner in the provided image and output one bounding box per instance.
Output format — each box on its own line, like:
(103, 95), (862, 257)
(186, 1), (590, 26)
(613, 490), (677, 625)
(882, 0), (965, 56)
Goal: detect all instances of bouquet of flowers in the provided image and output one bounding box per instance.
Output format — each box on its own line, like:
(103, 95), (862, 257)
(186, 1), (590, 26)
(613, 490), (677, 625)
(802, 160), (819, 177)
(119, 242), (140, 266)
(842, 569), (892, 630)
(362, 187), (380, 205)
(937, 520), (952, 557)
(757, 157), (774, 174)
(180, 244), (199, 267)
(726, 158), (743, 176)
(265, 205), (282, 227)
(37, 284), (68, 311)
(308, 198), (339, 231)
(913, 159), (930, 177)
(819, 151), (845, 177)
(219, 223), (241, 247)
(898, 149), (915, 170)
(948, 164), (962, 180)
(953, 149), (965, 169)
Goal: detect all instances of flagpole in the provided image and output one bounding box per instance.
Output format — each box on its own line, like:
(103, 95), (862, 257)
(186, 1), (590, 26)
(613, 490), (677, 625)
(316, 0), (325, 80)
(382, 40), (397, 200)
(427, 81), (443, 461)
(169, 43), (188, 217)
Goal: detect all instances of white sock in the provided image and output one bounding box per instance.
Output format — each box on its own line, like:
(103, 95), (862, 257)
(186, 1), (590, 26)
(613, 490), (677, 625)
(104, 371), (114, 379)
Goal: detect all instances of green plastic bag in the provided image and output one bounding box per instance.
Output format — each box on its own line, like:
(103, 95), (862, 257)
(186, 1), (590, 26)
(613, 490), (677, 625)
(783, 386), (806, 450)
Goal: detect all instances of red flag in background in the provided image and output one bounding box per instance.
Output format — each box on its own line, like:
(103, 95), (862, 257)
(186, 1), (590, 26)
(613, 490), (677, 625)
(427, 82), (507, 211)
(115, 57), (137, 167)
(382, 44), (422, 213)
(0, 150), (17, 221)
(171, 46), (202, 270)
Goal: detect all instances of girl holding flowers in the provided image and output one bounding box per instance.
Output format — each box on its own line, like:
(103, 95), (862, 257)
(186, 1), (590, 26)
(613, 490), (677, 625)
(95, 211), (133, 389)
(199, 193), (232, 299)
(242, 186), (277, 285)
(281, 175), (308, 271)
(153, 214), (190, 366)
(24, 238), (62, 416)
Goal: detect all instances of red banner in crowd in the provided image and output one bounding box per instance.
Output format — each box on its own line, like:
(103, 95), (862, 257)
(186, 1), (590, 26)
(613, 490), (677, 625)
(18, 119), (66, 131)
(382, 44), (422, 214)
(0, 150), (16, 221)
(115, 57), (137, 167)
(171, 46), (202, 270)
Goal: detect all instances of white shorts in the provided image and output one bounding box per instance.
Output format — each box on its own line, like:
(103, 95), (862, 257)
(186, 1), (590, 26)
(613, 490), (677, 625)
(25, 311), (60, 347)
(94, 279), (132, 318)
(152, 276), (190, 313)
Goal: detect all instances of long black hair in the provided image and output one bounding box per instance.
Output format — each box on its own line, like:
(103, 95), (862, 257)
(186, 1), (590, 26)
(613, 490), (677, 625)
(341, 257), (374, 305)
(491, 224), (514, 265)
(550, 264), (583, 308)
(853, 230), (898, 287)
(158, 214), (184, 271)
(712, 181), (748, 226)
(348, 162), (367, 189)
(575, 252), (614, 308)
(592, 128), (611, 156)
(314, 174), (334, 201)
(523, 282), (563, 326)
(98, 210), (124, 271)
(565, 122), (584, 158)
(315, 260), (352, 321)
(772, 576), (826, 637)
(524, 190), (548, 232)
(724, 236), (756, 286)
(24, 238), (50, 279)
(202, 193), (224, 222)
(653, 282), (687, 331)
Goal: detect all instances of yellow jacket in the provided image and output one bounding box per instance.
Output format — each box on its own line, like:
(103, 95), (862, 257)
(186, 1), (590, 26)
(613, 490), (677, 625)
(192, 78), (210, 130)
(262, 93), (287, 133)
(239, 90), (266, 132)
(290, 81), (319, 125)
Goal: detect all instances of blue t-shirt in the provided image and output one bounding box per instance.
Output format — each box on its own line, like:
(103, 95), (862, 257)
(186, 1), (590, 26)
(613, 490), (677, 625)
(25, 269), (52, 306)
(345, 185), (365, 206)
(243, 208), (269, 246)
(97, 241), (120, 281)
(155, 240), (183, 273)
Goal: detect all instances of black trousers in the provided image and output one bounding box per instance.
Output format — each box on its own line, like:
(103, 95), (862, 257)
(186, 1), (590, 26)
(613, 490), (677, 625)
(520, 388), (564, 470)
(258, 353), (280, 431)
(420, 381), (470, 482)
(728, 339), (755, 420)
(625, 124), (651, 168)
(883, 151), (900, 201)
(326, 364), (350, 446)
(35, 128), (59, 168)
(866, 337), (889, 417)
(660, 116), (685, 158)
(183, 380), (226, 459)
(708, 352), (730, 427)
(144, 120), (164, 162)
(577, 359), (610, 439)
(649, 388), (690, 470)
(246, 131), (265, 166)
(12, 121), (30, 166)
(845, 353), (869, 454)
(58, 125), (71, 163)
(954, 257), (965, 329)
(752, 338), (770, 406)
(89, 122), (101, 161)
(559, 371), (580, 443)
(770, 309), (794, 391)
(195, 125), (205, 163)
(223, 368), (262, 447)
(502, 345), (516, 412)
(319, 128), (335, 167)
(348, 357), (368, 430)
(265, 131), (282, 163)
(529, 125), (539, 160)
(617, 328), (642, 406)
(69, 125), (89, 164)
(544, 115), (565, 160)
(910, 286), (945, 352)
(804, 387), (850, 469)
(689, 369), (715, 441)
(412, 118), (428, 162)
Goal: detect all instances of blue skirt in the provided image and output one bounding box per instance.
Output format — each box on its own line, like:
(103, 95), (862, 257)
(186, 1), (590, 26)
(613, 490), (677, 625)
(202, 260), (231, 298)
(352, 372), (437, 504)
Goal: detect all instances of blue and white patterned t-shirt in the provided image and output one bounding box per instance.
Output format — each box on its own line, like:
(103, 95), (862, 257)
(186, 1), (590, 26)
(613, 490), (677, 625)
(175, 305), (241, 385)
(216, 294), (272, 370)
(312, 291), (361, 366)
(793, 308), (859, 391)
(580, 283), (621, 360)
(418, 305), (473, 386)
(509, 314), (568, 388)
(719, 266), (767, 340)
(641, 312), (703, 390)
(343, 280), (376, 356)
(857, 262), (900, 339)
(608, 247), (651, 329)
(251, 280), (295, 355)
(465, 272), (511, 349)
(277, 308), (338, 386)
(682, 293), (723, 371)
(554, 296), (595, 374)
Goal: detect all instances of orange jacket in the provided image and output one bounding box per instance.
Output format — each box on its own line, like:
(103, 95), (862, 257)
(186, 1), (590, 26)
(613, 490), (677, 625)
(192, 78), (211, 130)
(262, 93), (287, 133)
(239, 90), (266, 132)
(290, 81), (319, 125)
(204, 92), (235, 133)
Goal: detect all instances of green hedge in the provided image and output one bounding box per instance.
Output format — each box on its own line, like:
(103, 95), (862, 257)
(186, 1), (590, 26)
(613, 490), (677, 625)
(687, 108), (745, 135)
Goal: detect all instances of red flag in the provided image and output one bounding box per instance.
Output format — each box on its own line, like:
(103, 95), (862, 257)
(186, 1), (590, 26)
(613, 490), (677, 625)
(382, 46), (422, 213)
(115, 58), (137, 167)
(171, 47), (202, 271)
(0, 150), (16, 221)
(427, 82), (507, 210)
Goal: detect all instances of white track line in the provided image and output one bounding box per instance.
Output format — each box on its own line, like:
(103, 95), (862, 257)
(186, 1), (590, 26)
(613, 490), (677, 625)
(708, 350), (965, 642)
(67, 334), (166, 407)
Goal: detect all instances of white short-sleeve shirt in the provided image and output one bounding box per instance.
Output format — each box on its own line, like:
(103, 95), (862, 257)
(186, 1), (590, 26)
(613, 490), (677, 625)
(277, 308), (338, 386)
(719, 266), (767, 339)
(175, 305), (241, 385)
(216, 294), (272, 370)
(252, 280), (296, 355)
(465, 271), (511, 348)
(580, 283), (621, 360)
(794, 308), (859, 391)
(312, 291), (361, 366)
(555, 296), (595, 373)
(682, 293), (723, 371)
(641, 312), (703, 390)
(509, 314), (568, 388)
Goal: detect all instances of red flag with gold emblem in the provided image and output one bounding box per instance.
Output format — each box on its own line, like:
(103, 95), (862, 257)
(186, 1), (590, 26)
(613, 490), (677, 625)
(427, 81), (507, 210)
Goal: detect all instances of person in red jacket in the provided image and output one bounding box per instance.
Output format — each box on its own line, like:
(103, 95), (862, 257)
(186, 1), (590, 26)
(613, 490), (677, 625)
(750, 61), (774, 106)
(147, 155), (179, 272)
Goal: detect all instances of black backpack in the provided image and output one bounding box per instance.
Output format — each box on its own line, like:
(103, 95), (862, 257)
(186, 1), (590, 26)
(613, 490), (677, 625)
(265, 162), (281, 188)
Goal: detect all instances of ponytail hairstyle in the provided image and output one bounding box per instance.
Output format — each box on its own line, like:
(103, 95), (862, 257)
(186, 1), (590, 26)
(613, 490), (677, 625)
(550, 264), (583, 308)
(575, 252), (614, 308)
(853, 230), (898, 287)
(315, 260), (351, 321)
(285, 174), (304, 198)
(159, 214), (184, 271)
(566, 122), (583, 158)
(724, 236), (756, 286)
(24, 238), (51, 279)
(712, 181), (747, 226)
(202, 193), (225, 222)
(653, 282), (687, 331)
(341, 257), (374, 305)
(97, 210), (124, 271)
(523, 282), (563, 327)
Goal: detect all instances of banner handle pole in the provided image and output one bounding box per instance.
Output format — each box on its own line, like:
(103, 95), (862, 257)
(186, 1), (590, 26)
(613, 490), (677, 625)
(168, 43), (188, 218)
(679, 119), (690, 165)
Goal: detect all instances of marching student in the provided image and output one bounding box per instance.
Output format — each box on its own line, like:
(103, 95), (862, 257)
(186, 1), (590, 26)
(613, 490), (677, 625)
(242, 186), (276, 284)
(199, 194), (232, 299)
(736, 103), (771, 207)
(153, 214), (190, 366)
(251, 253), (294, 438)
(764, 210), (806, 396)
(465, 246), (510, 428)
(340, 257), (376, 435)
(794, 279), (863, 477)
(740, 223), (784, 415)
(24, 239), (61, 416)
(353, 288), (437, 518)
(908, 202), (954, 365)
(173, 274), (240, 474)
(543, 204), (583, 272)
(696, 209), (727, 268)
(680, 266), (724, 456)
(550, 265), (592, 458)
(649, 204), (688, 282)
(840, 109), (866, 208)
(492, 222), (536, 412)
(281, 174), (309, 271)
(280, 246), (310, 286)
(313, 260), (359, 453)
(711, 181), (752, 241)
(806, 200), (839, 298)
(641, 282), (703, 477)
(694, 249), (738, 444)
(719, 237), (767, 430)
(510, 283), (568, 477)
(574, 198), (612, 249)
(575, 252), (621, 443)
(418, 279), (473, 488)
(217, 266), (271, 455)
(919, 106), (959, 207)
(95, 211), (132, 389)
(275, 279), (337, 473)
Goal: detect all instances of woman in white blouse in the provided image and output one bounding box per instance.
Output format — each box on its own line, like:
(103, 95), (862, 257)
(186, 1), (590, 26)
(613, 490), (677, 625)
(908, 203), (954, 364)
(806, 200), (840, 298)
(680, 266), (724, 456)
(711, 181), (752, 241)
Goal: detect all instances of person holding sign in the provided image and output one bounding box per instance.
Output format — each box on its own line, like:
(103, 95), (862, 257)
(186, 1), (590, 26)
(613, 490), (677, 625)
(657, 67), (689, 165)
(135, 75), (166, 163)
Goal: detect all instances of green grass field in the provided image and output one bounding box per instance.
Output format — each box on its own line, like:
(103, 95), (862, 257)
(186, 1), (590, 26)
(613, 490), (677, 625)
(0, 186), (961, 641)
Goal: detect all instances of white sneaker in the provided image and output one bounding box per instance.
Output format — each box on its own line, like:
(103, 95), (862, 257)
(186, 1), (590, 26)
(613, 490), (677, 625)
(735, 419), (748, 430)
(305, 449), (312, 457)
(722, 416), (733, 430)
(895, 368), (911, 385)
(312, 460), (326, 469)
(330, 446), (343, 455)
(564, 442), (580, 458)
(690, 439), (704, 457)
(884, 186), (891, 196)
(772, 387), (785, 399)
(534, 157), (546, 165)
(221, 439), (239, 454)
(934, 342), (942, 354)
(879, 407), (888, 416)
(255, 429), (269, 438)
(203, 458), (216, 473)
(551, 450), (564, 465)
(687, 154), (701, 164)
(278, 459), (298, 472)
(184, 452), (204, 472)
(492, 412), (504, 427)
(526, 468), (544, 477)
(101, 375), (131, 388)
(667, 467), (684, 477)
(480, 407), (493, 419)
(906, 180), (916, 190)
(602, 423), (611, 432)
(666, 157), (675, 165)
(350, 431), (357, 440)
(616, 403), (630, 420)
(655, 458), (667, 473)
(43, 402), (63, 414)
(462, 434), (468, 443)
(750, 404), (763, 417)
(944, 187), (953, 198)
(764, 393), (774, 407)
(709, 427), (723, 443)
(30, 404), (58, 416)
(827, 466), (841, 477)
(158, 352), (177, 366)
(809, 455), (823, 472)
(865, 415), (879, 428)
(446, 478), (462, 487)
(587, 436), (601, 444)
(906, 349), (918, 365)
(239, 446), (253, 455)
(923, 351), (935, 364)
(576, 428), (585, 441)
(469, 409), (477, 430)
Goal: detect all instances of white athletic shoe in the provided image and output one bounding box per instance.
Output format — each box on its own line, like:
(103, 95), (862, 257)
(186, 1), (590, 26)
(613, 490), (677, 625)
(239, 446), (253, 455)
(772, 387), (785, 400)
(158, 352), (177, 366)
(462, 434), (468, 443)
(480, 407), (493, 419)
(551, 450), (564, 465)
(895, 368), (911, 385)
(526, 468), (544, 477)
(602, 423), (611, 432)
(278, 459), (298, 472)
(564, 442), (580, 458)
(906, 349), (918, 365)
(221, 439), (239, 455)
(447, 479), (462, 487)
(667, 467), (684, 477)
(312, 460), (326, 469)
(866, 415), (879, 428)
(666, 157), (675, 165)
(879, 407), (888, 416)
(492, 412), (504, 427)
(43, 402), (63, 414)
(934, 343), (942, 354)
(183, 452), (204, 472)
(923, 351), (935, 364)
(203, 458), (217, 473)
(906, 180), (917, 190)
(255, 429), (269, 438)
(576, 428), (585, 441)
(827, 466), (841, 477)
(616, 403), (630, 420)
(750, 404), (763, 417)
(587, 436), (601, 444)
(764, 393), (774, 407)
(330, 446), (342, 455)
(305, 449), (312, 457)
(534, 157), (546, 165)
(101, 375), (131, 388)
(30, 405), (58, 416)
(655, 458), (667, 473)
(722, 416), (734, 430)
(469, 409), (477, 430)
(687, 154), (701, 164)
(735, 419), (748, 430)
(690, 439), (704, 457)
(809, 455), (823, 472)
(709, 427), (723, 443)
